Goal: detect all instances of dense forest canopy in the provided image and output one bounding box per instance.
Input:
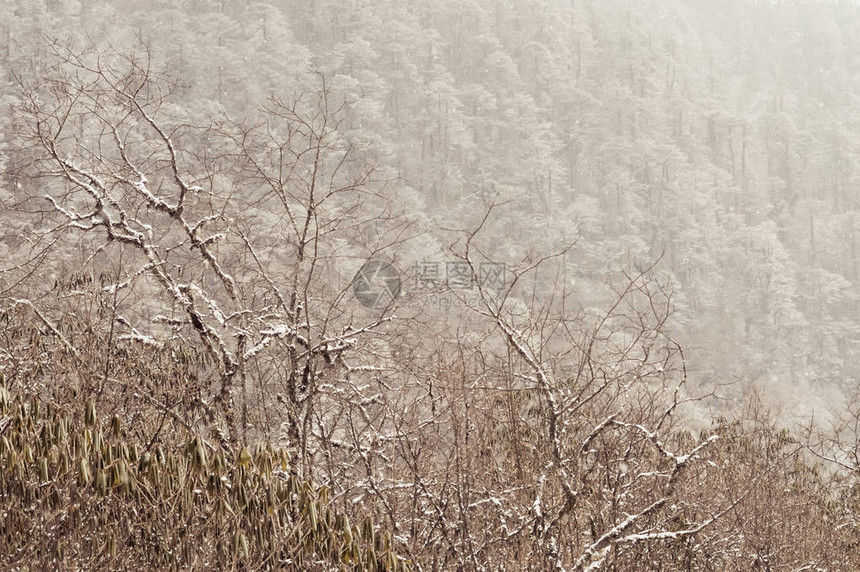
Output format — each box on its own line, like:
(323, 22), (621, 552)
(3, 0), (860, 570)
(4, 0), (860, 417)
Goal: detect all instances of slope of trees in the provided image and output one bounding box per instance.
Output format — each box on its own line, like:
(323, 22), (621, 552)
(3, 0), (860, 570)
(3, 0), (860, 414)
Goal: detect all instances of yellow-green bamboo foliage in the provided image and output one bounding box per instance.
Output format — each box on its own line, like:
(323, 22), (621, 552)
(0, 387), (409, 571)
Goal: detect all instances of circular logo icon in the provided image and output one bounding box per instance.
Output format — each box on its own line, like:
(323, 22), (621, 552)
(352, 259), (402, 309)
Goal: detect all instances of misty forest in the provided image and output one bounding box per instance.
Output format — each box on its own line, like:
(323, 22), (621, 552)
(3, 0), (860, 570)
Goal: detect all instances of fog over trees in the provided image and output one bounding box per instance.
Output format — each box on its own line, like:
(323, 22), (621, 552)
(2, 1), (860, 570)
